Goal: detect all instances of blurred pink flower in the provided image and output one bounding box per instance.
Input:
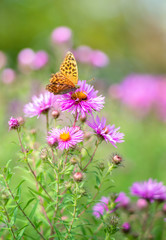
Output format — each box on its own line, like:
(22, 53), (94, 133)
(18, 48), (48, 71)
(51, 26), (72, 44)
(115, 192), (130, 207)
(18, 48), (35, 67)
(1, 68), (16, 84)
(110, 74), (158, 117)
(131, 179), (166, 202)
(93, 197), (110, 218)
(75, 46), (93, 64)
(32, 51), (49, 70)
(156, 79), (166, 121)
(90, 50), (109, 68)
(0, 51), (7, 69)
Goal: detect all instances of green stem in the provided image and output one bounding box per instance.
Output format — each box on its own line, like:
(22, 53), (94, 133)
(46, 112), (49, 134)
(3, 175), (46, 240)
(78, 169), (110, 217)
(65, 186), (77, 239)
(82, 141), (99, 171)
(3, 203), (16, 239)
(26, 160), (54, 202)
(17, 129), (25, 153)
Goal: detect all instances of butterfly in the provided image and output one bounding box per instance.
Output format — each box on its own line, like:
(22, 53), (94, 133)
(46, 52), (79, 95)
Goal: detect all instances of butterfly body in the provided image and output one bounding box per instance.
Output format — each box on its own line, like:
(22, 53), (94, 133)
(46, 52), (79, 95)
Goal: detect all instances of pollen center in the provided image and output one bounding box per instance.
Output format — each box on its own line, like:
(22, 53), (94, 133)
(102, 126), (109, 134)
(60, 132), (71, 141)
(71, 91), (88, 102)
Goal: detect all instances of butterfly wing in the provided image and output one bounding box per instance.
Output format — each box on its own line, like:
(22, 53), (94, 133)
(46, 72), (77, 95)
(60, 52), (78, 85)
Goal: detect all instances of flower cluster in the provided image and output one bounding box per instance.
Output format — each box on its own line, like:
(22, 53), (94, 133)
(18, 48), (49, 71)
(51, 26), (109, 68)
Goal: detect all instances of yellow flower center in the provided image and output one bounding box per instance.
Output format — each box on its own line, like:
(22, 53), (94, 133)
(71, 91), (88, 102)
(60, 132), (71, 141)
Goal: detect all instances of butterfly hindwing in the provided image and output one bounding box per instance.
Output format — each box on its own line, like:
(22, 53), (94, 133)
(46, 72), (77, 94)
(60, 52), (78, 85)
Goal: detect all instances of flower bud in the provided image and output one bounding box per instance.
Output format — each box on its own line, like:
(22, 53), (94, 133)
(40, 148), (48, 160)
(73, 172), (83, 182)
(8, 117), (19, 130)
(52, 110), (60, 119)
(17, 116), (25, 126)
(70, 157), (78, 165)
(122, 222), (131, 234)
(80, 115), (87, 123)
(61, 216), (68, 221)
(84, 132), (92, 140)
(30, 129), (36, 135)
(136, 198), (148, 209)
(112, 154), (122, 165)
(99, 162), (105, 171)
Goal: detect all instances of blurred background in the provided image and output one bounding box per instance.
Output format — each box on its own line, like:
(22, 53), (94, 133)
(1, 0), (166, 197)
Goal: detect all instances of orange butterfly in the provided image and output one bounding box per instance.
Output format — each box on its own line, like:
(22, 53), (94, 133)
(46, 52), (79, 95)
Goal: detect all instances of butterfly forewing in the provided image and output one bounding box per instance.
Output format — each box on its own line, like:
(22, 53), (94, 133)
(60, 52), (78, 85)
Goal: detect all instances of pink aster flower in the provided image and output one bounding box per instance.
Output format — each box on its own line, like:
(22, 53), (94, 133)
(31, 51), (49, 70)
(1, 68), (16, 84)
(24, 92), (57, 118)
(87, 115), (124, 147)
(115, 192), (130, 208)
(57, 80), (105, 118)
(8, 117), (19, 130)
(110, 74), (158, 117)
(51, 26), (72, 44)
(130, 179), (166, 202)
(48, 126), (84, 150)
(74, 46), (93, 64)
(90, 50), (109, 68)
(47, 135), (57, 147)
(93, 197), (110, 218)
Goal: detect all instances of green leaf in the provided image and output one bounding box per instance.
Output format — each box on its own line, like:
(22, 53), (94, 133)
(95, 175), (101, 186)
(17, 225), (28, 239)
(29, 200), (39, 219)
(28, 187), (50, 202)
(23, 198), (35, 211)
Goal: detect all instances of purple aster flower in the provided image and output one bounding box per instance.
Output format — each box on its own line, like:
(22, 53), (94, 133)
(24, 92), (57, 118)
(8, 117), (19, 130)
(115, 192), (130, 208)
(130, 179), (166, 202)
(48, 126), (84, 150)
(87, 115), (124, 147)
(93, 197), (110, 218)
(122, 222), (131, 233)
(46, 135), (57, 147)
(57, 80), (105, 118)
